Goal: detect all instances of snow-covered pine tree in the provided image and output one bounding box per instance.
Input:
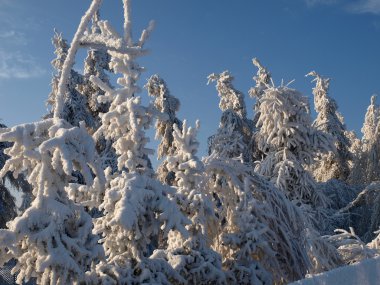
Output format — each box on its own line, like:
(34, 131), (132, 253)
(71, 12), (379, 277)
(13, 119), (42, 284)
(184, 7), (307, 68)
(77, 11), (118, 173)
(48, 14), (118, 174)
(307, 71), (351, 182)
(47, 32), (96, 130)
(0, 119), (105, 285)
(351, 95), (380, 185)
(362, 95), (379, 146)
(254, 83), (332, 218)
(0, 1), (114, 283)
(249, 58), (272, 129)
(80, 1), (189, 283)
(203, 74), (338, 283)
(145, 74), (182, 185)
(152, 120), (226, 284)
(207, 71), (254, 163)
(203, 133), (315, 284)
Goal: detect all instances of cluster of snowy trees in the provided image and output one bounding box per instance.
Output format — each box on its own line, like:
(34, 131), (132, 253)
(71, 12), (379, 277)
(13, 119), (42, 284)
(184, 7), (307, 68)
(1, 1), (380, 284)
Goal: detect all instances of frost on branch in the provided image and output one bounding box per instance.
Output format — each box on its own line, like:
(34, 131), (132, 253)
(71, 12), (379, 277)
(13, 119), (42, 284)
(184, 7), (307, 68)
(153, 121), (226, 284)
(145, 74), (182, 185)
(0, 119), (104, 285)
(307, 71), (351, 182)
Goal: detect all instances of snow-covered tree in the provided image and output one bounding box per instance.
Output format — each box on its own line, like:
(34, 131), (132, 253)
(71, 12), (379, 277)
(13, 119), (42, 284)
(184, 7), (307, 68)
(47, 32), (96, 130)
(78, 1), (190, 283)
(203, 148), (317, 284)
(207, 71), (254, 163)
(307, 71), (351, 182)
(151, 121), (226, 284)
(202, 84), (338, 283)
(145, 74), (182, 185)
(249, 58), (272, 128)
(362, 95), (379, 146)
(350, 95), (380, 185)
(0, 119), (104, 285)
(48, 14), (118, 174)
(254, 84), (332, 216)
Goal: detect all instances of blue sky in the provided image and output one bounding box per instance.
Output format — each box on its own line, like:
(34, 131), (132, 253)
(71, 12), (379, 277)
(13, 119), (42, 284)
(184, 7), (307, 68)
(0, 0), (380, 157)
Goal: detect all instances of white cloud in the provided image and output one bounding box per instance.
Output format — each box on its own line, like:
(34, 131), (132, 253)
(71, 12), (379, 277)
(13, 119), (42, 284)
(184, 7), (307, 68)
(349, 0), (380, 14)
(0, 2), (44, 80)
(0, 30), (27, 45)
(0, 50), (45, 79)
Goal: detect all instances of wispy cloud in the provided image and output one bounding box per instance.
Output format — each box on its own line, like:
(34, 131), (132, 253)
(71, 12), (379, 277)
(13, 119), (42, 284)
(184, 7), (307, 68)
(348, 0), (380, 15)
(0, 1), (44, 80)
(0, 50), (45, 79)
(0, 30), (27, 46)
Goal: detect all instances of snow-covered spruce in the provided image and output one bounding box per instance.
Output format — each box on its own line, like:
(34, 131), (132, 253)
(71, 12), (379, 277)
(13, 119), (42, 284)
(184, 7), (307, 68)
(0, 119), (104, 285)
(254, 84), (332, 216)
(48, 15), (117, 174)
(350, 95), (380, 185)
(249, 58), (272, 129)
(203, 96), (331, 283)
(203, 151), (314, 284)
(145, 74), (182, 185)
(84, 2), (190, 282)
(307, 71), (351, 182)
(47, 31), (96, 130)
(253, 83), (342, 271)
(152, 121), (226, 284)
(207, 71), (254, 163)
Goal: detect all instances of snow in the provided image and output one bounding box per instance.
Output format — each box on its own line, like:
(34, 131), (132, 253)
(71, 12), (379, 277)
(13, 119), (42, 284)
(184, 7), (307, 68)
(290, 256), (380, 285)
